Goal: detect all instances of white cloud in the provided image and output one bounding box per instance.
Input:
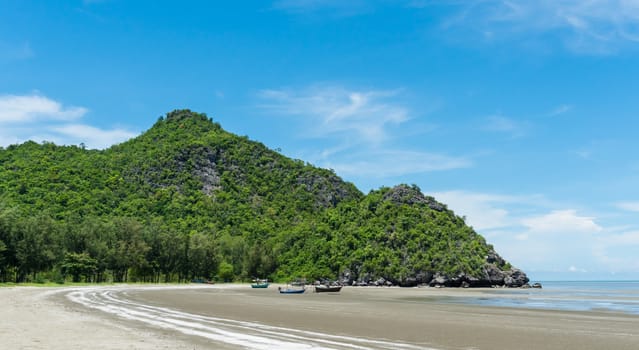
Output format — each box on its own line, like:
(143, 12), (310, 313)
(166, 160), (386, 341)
(258, 85), (408, 144)
(522, 209), (602, 234)
(435, 0), (639, 54)
(593, 230), (639, 272)
(0, 94), (87, 123)
(0, 93), (137, 149)
(430, 190), (518, 230)
(52, 124), (138, 150)
(423, 188), (639, 276)
(411, 188), (639, 276)
(616, 201), (639, 212)
(510, 215), (639, 275)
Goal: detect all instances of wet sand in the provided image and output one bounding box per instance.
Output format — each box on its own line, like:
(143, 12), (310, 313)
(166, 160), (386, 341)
(2, 284), (638, 349)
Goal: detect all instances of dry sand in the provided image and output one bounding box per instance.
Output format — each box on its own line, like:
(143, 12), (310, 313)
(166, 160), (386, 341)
(0, 286), (197, 350)
(2, 284), (638, 349)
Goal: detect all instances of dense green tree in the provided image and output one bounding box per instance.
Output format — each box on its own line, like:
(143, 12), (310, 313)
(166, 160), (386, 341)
(0, 239), (6, 277)
(61, 252), (98, 282)
(187, 231), (218, 280)
(217, 261), (234, 282)
(0, 110), (522, 285)
(14, 214), (60, 282)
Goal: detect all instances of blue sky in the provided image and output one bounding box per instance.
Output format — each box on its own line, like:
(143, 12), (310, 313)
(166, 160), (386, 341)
(2, 0), (639, 280)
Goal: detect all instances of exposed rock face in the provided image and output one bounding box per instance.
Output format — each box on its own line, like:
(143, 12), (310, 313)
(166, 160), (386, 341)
(482, 251), (529, 287)
(172, 146), (224, 196)
(429, 273), (448, 287)
(383, 184), (447, 212)
(486, 251), (506, 266)
(396, 271), (433, 287)
(339, 269), (354, 285)
(340, 250), (529, 288)
(296, 172), (356, 208)
(503, 268), (529, 287)
(189, 147), (222, 196)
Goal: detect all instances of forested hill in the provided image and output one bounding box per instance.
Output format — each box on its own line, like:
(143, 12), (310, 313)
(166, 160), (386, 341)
(0, 109), (528, 287)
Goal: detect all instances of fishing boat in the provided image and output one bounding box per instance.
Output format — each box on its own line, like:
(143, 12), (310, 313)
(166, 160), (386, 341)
(314, 285), (342, 293)
(278, 286), (306, 294)
(251, 279), (269, 288)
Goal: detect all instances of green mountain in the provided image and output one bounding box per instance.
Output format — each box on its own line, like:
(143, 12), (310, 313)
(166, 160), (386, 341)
(0, 109), (528, 287)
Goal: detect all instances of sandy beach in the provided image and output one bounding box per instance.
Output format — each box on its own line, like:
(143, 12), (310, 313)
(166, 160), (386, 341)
(0, 286), (198, 350)
(2, 284), (638, 349)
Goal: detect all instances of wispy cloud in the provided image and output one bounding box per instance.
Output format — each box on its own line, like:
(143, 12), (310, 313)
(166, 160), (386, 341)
(575, 150), (592, 159)
(0, 41), (34, 63)
(434, 0), (639, 54)
(548, 104), (572, 116)
(568, 265), (588, 273)
(616, 201), (639, 212)
(82, 0), (114, 5)
(275, 1), (639, 53)
(257, 84), (470, 180)
(258, 85), (408, 144)
(272, 0), (370, 16)
(0, 93), (137, 149)
(483, 115), (528, 137)
(326, 150), (471, 178)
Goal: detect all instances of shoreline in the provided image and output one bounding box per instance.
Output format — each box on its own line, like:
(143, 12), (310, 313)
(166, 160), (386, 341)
(2, 284), (638, 349)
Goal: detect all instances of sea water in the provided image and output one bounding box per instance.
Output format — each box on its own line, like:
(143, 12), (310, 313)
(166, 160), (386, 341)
(446, 281), (639, 314)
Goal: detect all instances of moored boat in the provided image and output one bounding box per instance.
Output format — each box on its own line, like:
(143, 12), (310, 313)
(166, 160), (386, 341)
(251, 279), (269, 288)
(278, 286), (306, 294)
(315, 285), (342, 293)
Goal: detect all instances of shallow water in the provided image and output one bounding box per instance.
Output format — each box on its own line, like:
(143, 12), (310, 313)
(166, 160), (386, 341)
(436, 281), (639, 314)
